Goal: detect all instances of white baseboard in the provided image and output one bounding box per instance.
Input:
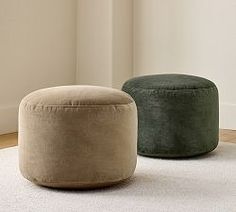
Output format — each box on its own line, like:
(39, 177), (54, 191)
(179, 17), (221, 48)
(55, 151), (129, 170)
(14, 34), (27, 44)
(220, 103), (236, 130)
(0, 105), (18, 135)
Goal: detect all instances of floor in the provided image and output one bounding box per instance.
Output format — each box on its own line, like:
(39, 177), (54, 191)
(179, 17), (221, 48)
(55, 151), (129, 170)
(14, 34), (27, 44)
(1, 142), (235, 211)
(219, 129), (236, 144)
(0, 133), (18, 149)
(0, 130), (235, 149)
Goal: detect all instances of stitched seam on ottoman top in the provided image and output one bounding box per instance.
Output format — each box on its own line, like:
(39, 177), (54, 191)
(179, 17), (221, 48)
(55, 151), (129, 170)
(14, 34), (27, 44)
(124, 85), (217, 92)
(21, 101), (136, 111)
(124, 87), (218, 97)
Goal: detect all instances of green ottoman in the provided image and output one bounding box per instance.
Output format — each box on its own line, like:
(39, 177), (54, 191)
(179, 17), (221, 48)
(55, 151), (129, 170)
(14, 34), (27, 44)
(122, 74), (219, 158)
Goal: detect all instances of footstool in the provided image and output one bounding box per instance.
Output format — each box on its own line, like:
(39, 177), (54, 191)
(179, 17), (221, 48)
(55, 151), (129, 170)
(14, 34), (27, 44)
(19, 86), (137, 188)
(122, 74), (219, 158)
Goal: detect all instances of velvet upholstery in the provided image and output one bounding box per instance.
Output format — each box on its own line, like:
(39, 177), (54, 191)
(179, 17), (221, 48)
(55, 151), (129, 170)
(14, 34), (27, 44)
(19, 86), (137, 189)
(122, 74), (219, 158)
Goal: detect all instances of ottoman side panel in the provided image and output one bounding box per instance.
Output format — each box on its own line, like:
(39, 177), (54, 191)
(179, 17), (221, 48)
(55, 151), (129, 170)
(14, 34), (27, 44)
(123, 84), (219, 158)
(19, 102), (137, 187)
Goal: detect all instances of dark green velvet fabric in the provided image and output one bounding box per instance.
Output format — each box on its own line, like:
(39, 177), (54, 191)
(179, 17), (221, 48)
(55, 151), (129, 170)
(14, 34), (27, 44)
(122, 74), (219, 158)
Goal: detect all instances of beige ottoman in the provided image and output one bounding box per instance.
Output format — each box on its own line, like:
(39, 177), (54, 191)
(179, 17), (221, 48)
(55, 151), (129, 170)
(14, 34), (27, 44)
(19, 86), (137, 189)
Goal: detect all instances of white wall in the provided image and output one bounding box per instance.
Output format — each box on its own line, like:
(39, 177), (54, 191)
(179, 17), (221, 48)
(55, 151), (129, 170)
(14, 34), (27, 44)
(0, 0), (77, 134)
(1, 0), (235, 133)
(76, 0), (113, 87)
(76, 0), (133, 89)
(0, 0), (133, 134)
(112, 0), (133, 88)
(134, 0), (236, 129)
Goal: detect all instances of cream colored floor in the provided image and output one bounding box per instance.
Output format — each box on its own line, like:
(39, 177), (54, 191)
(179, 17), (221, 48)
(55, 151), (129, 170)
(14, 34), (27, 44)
(0, 130), (235, 149)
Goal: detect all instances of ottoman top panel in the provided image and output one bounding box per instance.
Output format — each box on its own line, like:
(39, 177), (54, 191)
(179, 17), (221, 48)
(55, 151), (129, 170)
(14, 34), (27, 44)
(21, 85), (133, 107)
(123, 74), (216, 90)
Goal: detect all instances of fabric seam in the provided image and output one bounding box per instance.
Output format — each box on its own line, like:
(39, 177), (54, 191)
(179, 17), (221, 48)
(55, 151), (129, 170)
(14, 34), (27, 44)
(123, 85), (217, 92)
(21, 101), (135, 110)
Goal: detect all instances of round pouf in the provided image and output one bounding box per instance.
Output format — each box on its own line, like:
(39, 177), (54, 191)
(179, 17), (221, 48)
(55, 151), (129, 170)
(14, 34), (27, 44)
(19, 86), (137, 189)
(122, 74), (219, 158)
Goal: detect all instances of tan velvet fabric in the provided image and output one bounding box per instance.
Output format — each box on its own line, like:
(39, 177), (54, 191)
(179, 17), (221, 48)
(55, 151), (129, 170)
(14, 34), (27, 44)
(19, 86), (137, 189)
